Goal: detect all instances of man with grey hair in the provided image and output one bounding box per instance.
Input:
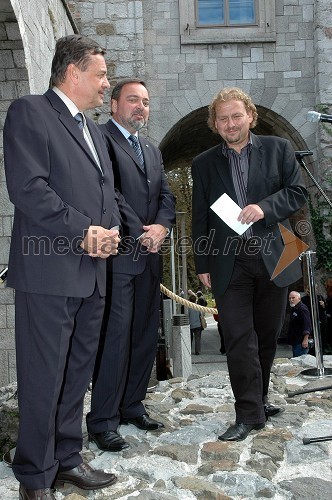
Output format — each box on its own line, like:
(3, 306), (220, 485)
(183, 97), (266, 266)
(288, 291), (312, 356)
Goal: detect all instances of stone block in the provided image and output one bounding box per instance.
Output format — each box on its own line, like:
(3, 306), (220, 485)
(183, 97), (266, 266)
(5, 22), (20, 41)
(0, 329), (15, 349)
(0, 305), (6, 328)
(218, 58), (242, 80)
(0, 49), (14, 68)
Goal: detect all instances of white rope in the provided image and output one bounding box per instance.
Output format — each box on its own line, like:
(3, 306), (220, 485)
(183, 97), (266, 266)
(160, 284), (218, 315)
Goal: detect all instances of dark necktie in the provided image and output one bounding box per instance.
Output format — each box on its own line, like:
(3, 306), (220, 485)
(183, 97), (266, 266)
(128, 134), (145, 171)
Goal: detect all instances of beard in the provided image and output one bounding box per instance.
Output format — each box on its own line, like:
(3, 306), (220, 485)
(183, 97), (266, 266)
(224, 129), (241, 144)
(128, 115), (146, 131)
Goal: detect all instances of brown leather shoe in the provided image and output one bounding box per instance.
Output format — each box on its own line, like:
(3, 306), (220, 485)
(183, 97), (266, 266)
(55, 462), (117, 490)
(19, 485), (56, 500)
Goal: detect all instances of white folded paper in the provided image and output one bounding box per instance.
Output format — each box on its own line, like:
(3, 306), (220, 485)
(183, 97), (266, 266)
(210, 193), (253, 236)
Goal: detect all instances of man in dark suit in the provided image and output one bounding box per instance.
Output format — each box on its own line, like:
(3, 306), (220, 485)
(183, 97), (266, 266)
(87, 79), (175, 451)
(191, 87), (307, 442)
(4, 35), (121, 499)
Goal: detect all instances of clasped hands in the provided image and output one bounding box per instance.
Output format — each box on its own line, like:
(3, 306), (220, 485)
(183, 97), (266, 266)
(81, 226), (120, 258)
(139, 224), (168, 253)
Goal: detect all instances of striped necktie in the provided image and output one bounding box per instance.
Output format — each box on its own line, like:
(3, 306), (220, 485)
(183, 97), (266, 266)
(128, 134), (145, 171)
(74, 113), (103, 173)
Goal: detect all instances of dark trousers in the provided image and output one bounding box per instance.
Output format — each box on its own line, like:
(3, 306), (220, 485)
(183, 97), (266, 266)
(13, 287), (104, 489)
(190, 327), (202, 354)
(87, 264), (160, 433)
(215, 250), (288, 424)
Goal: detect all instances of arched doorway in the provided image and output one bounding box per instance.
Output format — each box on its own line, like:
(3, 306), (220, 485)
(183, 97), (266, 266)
(159, 105), (309, 298)
(159, 105), (309, 170)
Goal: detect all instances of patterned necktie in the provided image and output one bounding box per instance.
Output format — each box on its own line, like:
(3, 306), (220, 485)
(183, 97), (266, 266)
(74, 113), (102, 173)
(128, 134), (145, 171)
(74, 112), (84, 131)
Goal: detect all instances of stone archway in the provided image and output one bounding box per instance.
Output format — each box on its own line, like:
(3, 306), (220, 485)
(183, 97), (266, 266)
(159, 105), (309, 171)
(159, 105), (310, 294)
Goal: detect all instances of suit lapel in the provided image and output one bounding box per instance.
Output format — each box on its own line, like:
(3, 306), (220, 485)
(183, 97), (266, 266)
(44, 89), (103, 172)
(215, 145), (237, 201)
(247, 134), (263, 198)
(106, 121), (146, 174)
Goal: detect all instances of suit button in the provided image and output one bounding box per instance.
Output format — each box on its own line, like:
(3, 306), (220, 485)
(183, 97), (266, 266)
(101, 179), (104, 186)
(147, 179), (151, 183)
(103, 208), (106, 214)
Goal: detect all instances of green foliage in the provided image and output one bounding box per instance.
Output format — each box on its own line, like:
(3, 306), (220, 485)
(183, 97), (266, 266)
(308, 196), (332, 273)
(162, 165), (199, 292)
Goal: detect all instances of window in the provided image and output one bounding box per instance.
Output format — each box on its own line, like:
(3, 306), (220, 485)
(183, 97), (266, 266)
(179, 0), (275, 44)
(197, 0), (256, 27)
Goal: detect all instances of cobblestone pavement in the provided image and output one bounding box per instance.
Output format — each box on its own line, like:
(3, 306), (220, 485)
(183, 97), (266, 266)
(1, 321), (332, 499)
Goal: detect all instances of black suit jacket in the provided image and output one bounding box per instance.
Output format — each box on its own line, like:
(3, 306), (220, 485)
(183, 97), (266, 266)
(192, 134), (308, 296)
(99, 120), (175, 276)
(4, 89), (120, 297)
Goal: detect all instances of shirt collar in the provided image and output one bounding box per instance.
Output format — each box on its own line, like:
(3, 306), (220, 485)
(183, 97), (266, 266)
(111, 118), (138, 141)
(52, 87), (81, 118)
(222, 132), (253, 157)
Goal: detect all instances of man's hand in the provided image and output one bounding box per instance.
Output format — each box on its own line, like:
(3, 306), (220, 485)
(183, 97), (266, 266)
(140, 224), (168, 253)
(302, 334), (309, 349)
(238, 204), (264, 224)
(80, 226), (120, 259)
(198, 273), (211, 288)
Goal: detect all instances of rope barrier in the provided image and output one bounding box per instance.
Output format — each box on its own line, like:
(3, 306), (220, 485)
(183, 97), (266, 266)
(160, 284), (218, 315)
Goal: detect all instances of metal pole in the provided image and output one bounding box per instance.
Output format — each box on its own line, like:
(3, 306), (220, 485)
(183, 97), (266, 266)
(300, 250), (332, 377)
(179, 213), (188, 302)
(170, 229), (177, 314)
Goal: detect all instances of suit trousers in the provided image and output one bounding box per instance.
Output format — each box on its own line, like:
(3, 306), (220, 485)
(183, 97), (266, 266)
(215, 248), (288, 424)
(87, 262), (160, 433)
(13, 287), (105, 489)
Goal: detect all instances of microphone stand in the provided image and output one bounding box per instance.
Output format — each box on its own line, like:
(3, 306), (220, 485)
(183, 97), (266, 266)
(290, 155), (332, 444)
(299, 249), (332, 377)
(295, 152), (332, 209)
(294, 152), (332, 378)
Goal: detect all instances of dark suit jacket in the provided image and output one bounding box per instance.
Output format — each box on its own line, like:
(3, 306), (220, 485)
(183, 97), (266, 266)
(288, 302), (312, 345)
(191, 134), (308, 296)
(99, 120), (175, 276)
(4, 89), (120, 297)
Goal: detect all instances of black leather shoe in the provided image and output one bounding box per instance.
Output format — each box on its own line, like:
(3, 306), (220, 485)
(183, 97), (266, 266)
(264, 404), (285, 418)
(88, 430), (129, 452)
(19, 485), (56, 500)
(218, 422), (265, 442)
(55, 462), (116, 490)
(121, 413), (164, 430)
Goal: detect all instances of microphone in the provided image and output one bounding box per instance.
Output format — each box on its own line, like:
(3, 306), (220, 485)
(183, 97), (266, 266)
(307, 111), (332, 123)
(294, 150), (313, 159)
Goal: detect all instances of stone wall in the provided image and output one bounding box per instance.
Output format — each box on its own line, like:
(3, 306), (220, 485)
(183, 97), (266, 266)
(0, 0), (74, 386)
